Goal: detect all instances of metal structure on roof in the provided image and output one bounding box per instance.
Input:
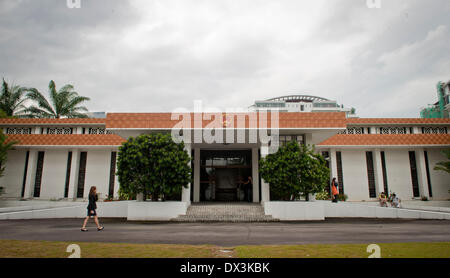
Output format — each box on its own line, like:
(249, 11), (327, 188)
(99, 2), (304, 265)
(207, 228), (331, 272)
(265, 95), (330, 103)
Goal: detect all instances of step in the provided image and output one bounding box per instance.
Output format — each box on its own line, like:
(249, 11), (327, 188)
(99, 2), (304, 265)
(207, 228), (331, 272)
(171, 203), (280, 222)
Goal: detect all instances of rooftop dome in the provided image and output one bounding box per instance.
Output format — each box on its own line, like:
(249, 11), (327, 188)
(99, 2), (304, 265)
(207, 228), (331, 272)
(265, 95), (330, 103)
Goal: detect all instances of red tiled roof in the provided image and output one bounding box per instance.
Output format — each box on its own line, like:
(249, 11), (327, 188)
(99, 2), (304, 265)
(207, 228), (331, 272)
(317, 134), (450, 147)
(106, 112), (347, 129)
(5, 134), (126, 146)
(347, 118), (450, 125)
(0, 118), (105, 125)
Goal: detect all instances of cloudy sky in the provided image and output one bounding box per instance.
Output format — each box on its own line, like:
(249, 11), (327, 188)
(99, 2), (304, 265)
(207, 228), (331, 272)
(0, 0), (449, 117)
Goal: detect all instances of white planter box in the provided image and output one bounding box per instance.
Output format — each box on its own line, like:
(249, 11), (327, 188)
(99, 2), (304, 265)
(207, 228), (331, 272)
(264, 201), (325, 221)
(127, 201), (189, 221)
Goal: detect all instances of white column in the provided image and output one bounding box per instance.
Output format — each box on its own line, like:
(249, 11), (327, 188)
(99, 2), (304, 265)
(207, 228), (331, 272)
(373, 149), (385, 196)
(193, 147), (200, 203)
(416, 148), (430, 198)
(67, 149), (80, 200)
(23, 150), (38, 199)
(182, 144), (192, 204)
(113, 151), (120, 199)
(260, 145), (270, 203)
(251, 147), (260, 203)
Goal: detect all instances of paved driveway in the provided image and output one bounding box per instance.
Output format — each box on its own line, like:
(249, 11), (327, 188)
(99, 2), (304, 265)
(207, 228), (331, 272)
(0, 218), (449, 246)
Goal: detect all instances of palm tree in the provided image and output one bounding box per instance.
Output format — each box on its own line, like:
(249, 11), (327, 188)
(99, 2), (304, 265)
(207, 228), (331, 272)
(0, 78), (29, 117)
(434, 149), (450, 174)
(0, 130), (17, 195)
(25, 80), (90, 118)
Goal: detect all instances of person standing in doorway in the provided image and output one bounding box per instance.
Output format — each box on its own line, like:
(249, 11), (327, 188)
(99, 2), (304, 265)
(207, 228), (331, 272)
(243, 176), (253, 202)
(81, 186), (104, 232)
(331, 178), (339, 203)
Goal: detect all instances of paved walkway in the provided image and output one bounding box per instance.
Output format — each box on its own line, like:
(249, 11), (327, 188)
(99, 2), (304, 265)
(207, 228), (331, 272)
(0, 218), (449, 246)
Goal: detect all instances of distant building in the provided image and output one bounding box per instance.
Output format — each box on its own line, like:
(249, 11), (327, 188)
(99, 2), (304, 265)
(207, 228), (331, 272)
(249, 95), (357, 117)
(420, 81), (450, 119)
(86, 112), (107, 118)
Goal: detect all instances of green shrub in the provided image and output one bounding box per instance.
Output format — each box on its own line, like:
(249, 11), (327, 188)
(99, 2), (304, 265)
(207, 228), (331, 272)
(338, 193), (348, 202)
(315, 191), (330, 200)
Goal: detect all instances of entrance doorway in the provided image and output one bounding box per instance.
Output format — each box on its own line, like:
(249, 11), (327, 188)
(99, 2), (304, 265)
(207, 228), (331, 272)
(200, 150), (252, 202)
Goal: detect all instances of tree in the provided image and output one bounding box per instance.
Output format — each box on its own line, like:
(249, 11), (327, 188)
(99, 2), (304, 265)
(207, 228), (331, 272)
(434, 149), (450, 174)
(0, 78), (28, 117)
(116, 133), (191, 201)
(259, 141), (330, 201)
(25, 80), (90, 118)
(0, 130), (17, 195)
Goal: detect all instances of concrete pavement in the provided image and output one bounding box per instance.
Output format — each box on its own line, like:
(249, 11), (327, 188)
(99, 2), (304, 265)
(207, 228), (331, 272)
(0, 218), (449, 246)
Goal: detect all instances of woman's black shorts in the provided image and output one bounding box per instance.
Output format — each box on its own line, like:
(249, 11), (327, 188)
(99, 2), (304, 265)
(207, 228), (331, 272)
(87, 209), (97, 217)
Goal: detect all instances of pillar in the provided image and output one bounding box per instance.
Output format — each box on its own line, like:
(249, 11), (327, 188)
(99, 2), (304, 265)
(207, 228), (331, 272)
(193, 147), (200, 202)
(251, 147), (260, 203)
(182, 144), (192, 204)
(260, 145), (270, 203)
(22, 150), (38, 199)
(373, 149), (385, 196)
(67, 149), (80, 200)
(416, 148), (430, 198)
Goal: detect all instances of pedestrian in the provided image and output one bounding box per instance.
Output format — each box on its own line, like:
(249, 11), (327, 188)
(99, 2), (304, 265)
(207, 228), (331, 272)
(331, 178), (339, 203)
(391, 194), (401, 208)
(81, 186), (104, 232)
(243, 176), (253, 202)
(379, 192), (388, 207)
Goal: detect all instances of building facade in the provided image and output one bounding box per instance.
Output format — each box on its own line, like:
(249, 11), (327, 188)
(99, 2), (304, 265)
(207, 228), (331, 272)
(1, 112), (449, 203)
(420, 81), (450, 119)
(249, 95), (357, 117)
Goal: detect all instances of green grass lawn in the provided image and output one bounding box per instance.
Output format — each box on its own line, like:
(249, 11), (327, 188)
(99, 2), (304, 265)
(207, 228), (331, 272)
(0, 240), (449, 258)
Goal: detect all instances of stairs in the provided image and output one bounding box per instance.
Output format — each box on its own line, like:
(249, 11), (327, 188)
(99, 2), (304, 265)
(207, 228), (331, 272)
(172, 203), (279, 222)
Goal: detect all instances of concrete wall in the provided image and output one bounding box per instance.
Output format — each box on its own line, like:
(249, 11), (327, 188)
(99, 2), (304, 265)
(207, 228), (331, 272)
(40, 150), (69, 199)
(1, 150), (27, 198)
(264, 201), (325, 220)
(426, 149), (450, 200)
(383, 149), (414, 200)
(83, 150), (112, 199)
(127, 201), (189, 221)
(341, 150), (370, 201)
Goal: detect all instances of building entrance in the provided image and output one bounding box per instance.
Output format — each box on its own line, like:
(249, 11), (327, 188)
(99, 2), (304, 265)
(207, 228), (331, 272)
(200, 150), (252, 202)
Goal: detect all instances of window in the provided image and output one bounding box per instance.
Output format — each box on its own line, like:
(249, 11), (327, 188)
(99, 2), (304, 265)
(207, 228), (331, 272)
(380, 127), (407, 134)
(6, 127), (32, 134)
(108, 152), (117, 198)
(424, 151), (432, 197)
(77, 152), (87, 198)
(366, 152), (376, 198)
(279, 135), (305, 146)
(47, 127), (73, 134)
(88, 128), (112, 134)
(33, 151), (45, 198)
(408, 151), (420, 198)
(64, 152), (72, 198)
(421, 127), (447, 134)
(339, 127), (364, 134)
(21, 151), (30, 198)
(380, 151), (389, 194)
(336, 152), (344, 194)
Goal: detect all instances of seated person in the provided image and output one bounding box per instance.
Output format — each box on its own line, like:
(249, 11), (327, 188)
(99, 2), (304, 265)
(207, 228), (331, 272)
(378, 192), (388, 207)
(391, 194), (401, 208)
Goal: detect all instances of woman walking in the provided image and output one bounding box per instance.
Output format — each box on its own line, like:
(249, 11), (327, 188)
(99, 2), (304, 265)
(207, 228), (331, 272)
(331, 178), (339, 203)
(81, 186), (104, 232)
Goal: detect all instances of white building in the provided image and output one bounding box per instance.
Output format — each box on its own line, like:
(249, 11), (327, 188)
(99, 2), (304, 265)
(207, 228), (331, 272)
(249, 95), (357, 117)
(0, 112), (449, 204)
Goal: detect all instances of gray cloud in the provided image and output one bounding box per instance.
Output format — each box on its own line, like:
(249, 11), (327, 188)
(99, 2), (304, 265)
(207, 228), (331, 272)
(0, 0), (449, 117)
